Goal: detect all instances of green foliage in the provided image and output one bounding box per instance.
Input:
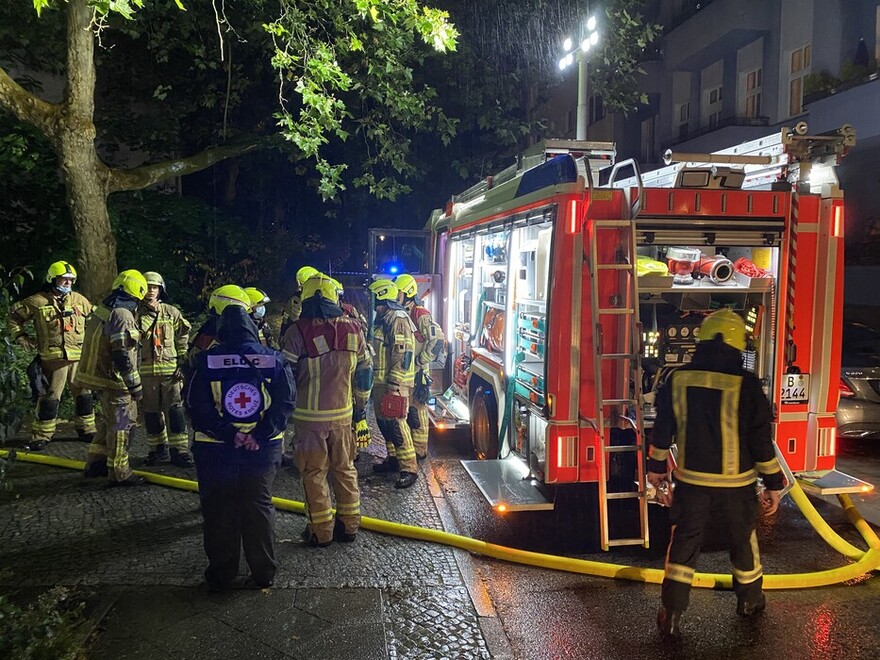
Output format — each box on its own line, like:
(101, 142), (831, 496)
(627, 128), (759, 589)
(839, 58), (869, 83)
(0, 585), (87, 660)
(109, 191), (324, 312)
(266, 0), (459, 200)
(590, 0), (662, 115)
(0, 265), (35, 446)
(804, 70), (840, 96)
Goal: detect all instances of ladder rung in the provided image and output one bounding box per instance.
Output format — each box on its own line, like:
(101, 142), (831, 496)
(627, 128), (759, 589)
(596, 264), (635, 270)
(606, 491), (644, 500)
(601, 353), (637, 359)
(606, 538), (649, 547)
(602, 398), (637, 405)
(605, 445), (640, 453)
(594, 220), (632, 227)
(598, 308), (634, 315)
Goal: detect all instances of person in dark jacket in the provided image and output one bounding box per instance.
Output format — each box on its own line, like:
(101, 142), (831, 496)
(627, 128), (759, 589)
(647, 309), (784, 642)
(185, 293), (295, 592)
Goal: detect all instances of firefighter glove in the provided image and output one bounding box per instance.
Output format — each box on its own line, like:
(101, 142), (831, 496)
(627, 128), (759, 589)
(406, 406), (421, 429)
(16, 335), (36, 352)
(129, 382), (144, 402)
(355, 419), (371, 448)
(413, 371), (432, 404)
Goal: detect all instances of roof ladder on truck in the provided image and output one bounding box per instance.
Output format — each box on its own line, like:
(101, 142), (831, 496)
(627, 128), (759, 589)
(588, 159), (650, 551)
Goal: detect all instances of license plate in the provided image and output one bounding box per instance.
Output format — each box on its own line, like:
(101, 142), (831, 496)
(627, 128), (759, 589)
(780, 373), (810, 403)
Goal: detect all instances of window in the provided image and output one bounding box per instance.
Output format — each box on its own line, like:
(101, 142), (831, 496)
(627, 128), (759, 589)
(789, 44), (811, 116)
(703, 85), (722, 128)
(589, 95), (605, 124)
(640, 116), (655, 162)
(676, 102), (690, 140)
(743, 67), (762, 118)
(566, 109), (575, 135)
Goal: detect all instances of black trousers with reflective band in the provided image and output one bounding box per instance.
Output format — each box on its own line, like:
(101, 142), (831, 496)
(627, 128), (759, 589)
(661, 482), (763, 612)
(194, 441), (281, 586)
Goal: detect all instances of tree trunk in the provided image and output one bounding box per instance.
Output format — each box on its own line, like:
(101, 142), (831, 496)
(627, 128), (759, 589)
(61, 0), (116, 301)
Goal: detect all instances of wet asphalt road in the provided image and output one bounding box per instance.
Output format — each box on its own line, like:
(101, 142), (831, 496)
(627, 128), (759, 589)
(429, 429), (880, 660)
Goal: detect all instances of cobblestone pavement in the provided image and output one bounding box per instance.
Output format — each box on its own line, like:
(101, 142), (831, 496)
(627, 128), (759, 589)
(0, 421), (492, 660)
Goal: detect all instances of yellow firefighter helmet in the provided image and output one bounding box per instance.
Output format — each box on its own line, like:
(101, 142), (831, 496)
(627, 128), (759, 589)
(698, 309), (747, 352)
(296, 266), (320, 287)
(112, 270), (149, 301)
(208, 284), (251, 314)
(394, 273), (418, 299)
(368, 278), (399, 302)
(301, 275), (339, 305)
(330, 277), (344, 295)
(46, 260), (77, 283)
(244, 287), (270, 308)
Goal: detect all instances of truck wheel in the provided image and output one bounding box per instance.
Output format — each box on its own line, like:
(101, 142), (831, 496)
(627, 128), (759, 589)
(470, 386), (499, 460)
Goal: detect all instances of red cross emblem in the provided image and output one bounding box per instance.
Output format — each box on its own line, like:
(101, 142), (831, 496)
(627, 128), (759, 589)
(224, 383), (261, 418)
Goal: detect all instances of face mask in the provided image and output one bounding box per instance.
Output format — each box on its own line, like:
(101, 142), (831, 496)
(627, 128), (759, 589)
(55, 285), (72, 295)
(253, 305), (266, 319)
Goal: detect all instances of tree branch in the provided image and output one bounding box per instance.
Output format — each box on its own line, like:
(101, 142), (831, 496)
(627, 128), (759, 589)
(107, 135), (268, 193)
(0, 64), (60, 142)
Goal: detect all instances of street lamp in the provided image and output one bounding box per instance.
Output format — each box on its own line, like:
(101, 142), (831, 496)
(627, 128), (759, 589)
(558, 16), (600, 140)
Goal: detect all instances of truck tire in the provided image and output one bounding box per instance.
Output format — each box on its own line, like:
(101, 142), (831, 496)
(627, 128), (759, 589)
(470, 386), (499, 460)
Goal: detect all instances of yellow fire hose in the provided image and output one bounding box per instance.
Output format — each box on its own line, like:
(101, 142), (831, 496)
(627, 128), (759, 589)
(3, 448), (879, 590)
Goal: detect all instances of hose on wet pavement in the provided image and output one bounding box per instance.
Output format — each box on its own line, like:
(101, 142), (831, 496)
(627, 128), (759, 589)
(3, 448), (879, 590)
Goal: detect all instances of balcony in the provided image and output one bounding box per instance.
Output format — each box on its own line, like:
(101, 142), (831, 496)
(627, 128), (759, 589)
(661, 115), (769, 153)
(805, 74), (880, 146)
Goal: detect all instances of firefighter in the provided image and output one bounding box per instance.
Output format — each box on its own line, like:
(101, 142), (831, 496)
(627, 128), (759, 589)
(367, 279), (418, 489)
(395, 273), (444, 460)
(185, 291), (295, 591)
(244, 287), (274, 348)
(8, 260), (95, 450)
(330, 277), (369, 332)
(280, 265), (320, 336)
(139, 272), (193, 467)
(77, 270), (148, 486)
(647, 309), (784, 642)
(187, 285), (249, 366)
(281, 274), (372, 546)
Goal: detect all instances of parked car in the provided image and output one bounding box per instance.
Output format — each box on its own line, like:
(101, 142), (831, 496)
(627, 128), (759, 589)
(837, 322), (880, 440)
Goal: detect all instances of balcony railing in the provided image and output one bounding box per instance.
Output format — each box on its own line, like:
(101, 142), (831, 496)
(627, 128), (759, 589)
(661, 115), (769, 152)
(804, 71), (880, 107)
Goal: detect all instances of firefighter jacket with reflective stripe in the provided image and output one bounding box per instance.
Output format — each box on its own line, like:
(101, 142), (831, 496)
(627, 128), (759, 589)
(138, 302), (191, 376)
(8, 290), (92, 361)
(186, 315), (219, 366)
(370, 306), (416, 388)
(185, 310), (295, 446)
(647, 343), (784, 490)
(282, 314), (372, 425)
(407, 303), (442, 371)
(74, 304), (141, 392)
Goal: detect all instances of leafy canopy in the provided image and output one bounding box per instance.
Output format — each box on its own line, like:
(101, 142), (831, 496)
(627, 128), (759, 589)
(31, 0), (458, 200)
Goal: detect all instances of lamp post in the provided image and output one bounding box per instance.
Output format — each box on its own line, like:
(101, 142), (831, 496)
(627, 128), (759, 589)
(558, 16), (600, 140)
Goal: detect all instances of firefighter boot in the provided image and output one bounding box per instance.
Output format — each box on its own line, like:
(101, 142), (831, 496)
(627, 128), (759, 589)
(83, 459), (108, 479)
(333, 518), (357, 543)
(657, 606), (683, 643)
(169, 447), (194, 468)
(736, 592), (766, 617)
(76, 428), (96, 443)
(372, 456), (400, 474)
(145, 444), (170, 466)
(395, 471), (418, 489)
(301, 526), (332, 548)
(22, 440), (47, 452)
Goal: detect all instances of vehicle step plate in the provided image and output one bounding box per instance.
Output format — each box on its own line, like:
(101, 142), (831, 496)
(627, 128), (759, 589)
(795, 469), (874, 496)
(461, 458), (554, 511)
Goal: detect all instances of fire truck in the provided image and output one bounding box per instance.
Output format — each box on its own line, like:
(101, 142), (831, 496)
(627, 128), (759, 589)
(371, 123), (872, 550)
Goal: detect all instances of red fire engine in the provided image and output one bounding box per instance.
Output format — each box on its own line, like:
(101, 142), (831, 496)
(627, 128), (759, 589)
(375, 124), (871, 550)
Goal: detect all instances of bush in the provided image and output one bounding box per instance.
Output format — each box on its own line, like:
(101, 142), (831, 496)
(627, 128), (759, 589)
(0, 587), (87, 660)
(0, 265), (34, 448)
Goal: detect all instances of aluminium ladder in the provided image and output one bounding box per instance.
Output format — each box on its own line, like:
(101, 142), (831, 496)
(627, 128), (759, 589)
(587, 170), (650, 551)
